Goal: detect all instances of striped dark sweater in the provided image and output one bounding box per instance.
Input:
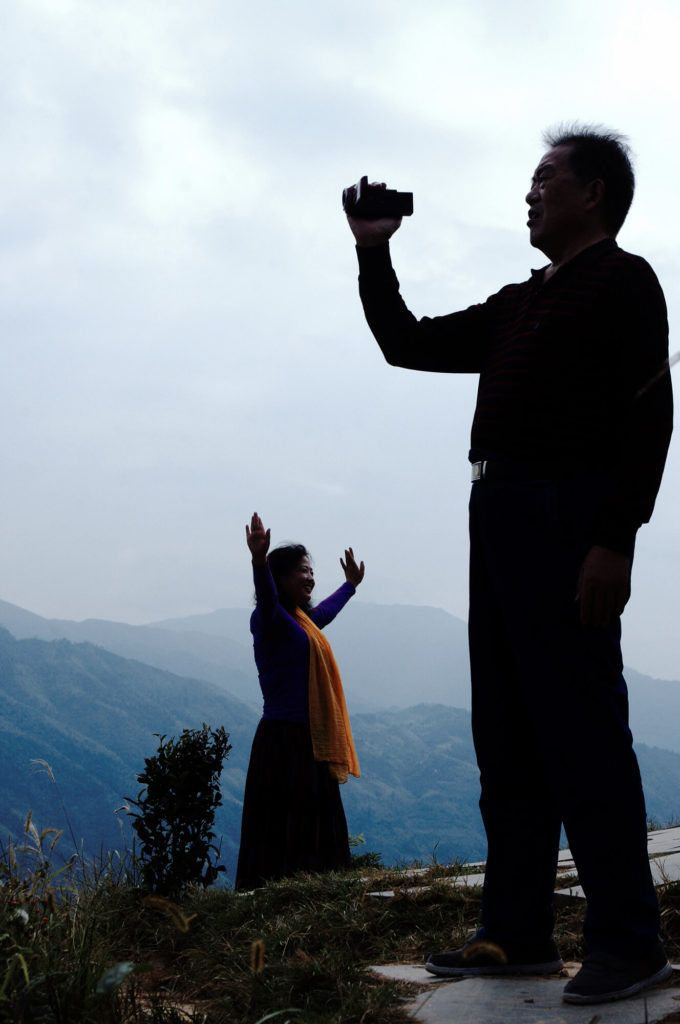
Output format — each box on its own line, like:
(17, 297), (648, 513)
(357, 238), (673, 553)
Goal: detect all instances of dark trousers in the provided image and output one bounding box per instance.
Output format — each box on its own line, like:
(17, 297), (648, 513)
(468, 476), (659, 957)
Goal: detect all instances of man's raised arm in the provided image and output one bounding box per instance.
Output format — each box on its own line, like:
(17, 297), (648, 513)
(346, 190), (486, 374)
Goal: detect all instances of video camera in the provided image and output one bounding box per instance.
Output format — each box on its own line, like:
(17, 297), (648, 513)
(342, 175), (413, 220)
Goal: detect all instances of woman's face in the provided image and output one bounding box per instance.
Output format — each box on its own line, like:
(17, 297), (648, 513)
(281, 556), (315, 607)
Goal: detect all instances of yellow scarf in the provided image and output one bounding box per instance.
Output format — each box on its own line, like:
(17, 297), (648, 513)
(294, 608), (360, 784)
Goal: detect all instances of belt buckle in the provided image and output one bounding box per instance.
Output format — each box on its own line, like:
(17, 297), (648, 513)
(471, 460), (487, 482)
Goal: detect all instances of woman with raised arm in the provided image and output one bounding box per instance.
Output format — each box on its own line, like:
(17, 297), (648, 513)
(235, 512), (365, 889)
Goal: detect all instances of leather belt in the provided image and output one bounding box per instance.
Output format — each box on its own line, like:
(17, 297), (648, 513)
(471, 460), (593, 482)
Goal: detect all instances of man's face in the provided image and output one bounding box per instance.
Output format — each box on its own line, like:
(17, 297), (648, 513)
(525, 144), (594, 258)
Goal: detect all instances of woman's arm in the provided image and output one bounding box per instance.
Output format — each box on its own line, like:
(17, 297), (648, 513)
(246, 512), (278, 623)
(246, 512), (270, 565)
(311, 547), (365, 628)
(340, 547), (365, 587)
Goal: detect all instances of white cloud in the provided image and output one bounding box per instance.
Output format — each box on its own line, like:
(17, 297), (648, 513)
(132, 100), (268, 226)
(1, 0), (679, 678)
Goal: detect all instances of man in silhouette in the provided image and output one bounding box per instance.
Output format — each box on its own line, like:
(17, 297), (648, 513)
(346, 126), (673, 1005)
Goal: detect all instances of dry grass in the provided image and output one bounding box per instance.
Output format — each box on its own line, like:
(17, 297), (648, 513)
(2, 824), (680, 1024)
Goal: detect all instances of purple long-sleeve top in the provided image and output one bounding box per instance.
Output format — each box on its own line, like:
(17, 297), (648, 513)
(250, 562), (356, 722)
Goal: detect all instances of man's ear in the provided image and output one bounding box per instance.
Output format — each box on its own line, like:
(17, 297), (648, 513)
(584, 177), (606, 213)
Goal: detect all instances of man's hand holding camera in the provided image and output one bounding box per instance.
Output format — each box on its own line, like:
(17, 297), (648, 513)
(347, 210), (403, 246)
(343, 175), (411, 247)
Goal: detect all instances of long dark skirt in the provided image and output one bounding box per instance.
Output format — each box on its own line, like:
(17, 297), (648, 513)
(235, 718), (351, 890)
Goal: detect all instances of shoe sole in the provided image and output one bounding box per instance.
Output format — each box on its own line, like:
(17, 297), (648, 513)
(563, 961), (673, 1004)
(425, 959), (564, 978)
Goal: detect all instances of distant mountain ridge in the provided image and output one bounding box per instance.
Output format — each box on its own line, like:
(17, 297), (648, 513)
(2, 623), (680, 883)
(0, 625), (484, 876)
(152, 602), (473, 711)
(0, 598), (257, 707)
(0, 625), (257, 877)
(2, 597), (679, 752)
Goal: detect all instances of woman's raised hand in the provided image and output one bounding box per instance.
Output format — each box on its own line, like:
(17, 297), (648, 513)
(340, 547), (365, 587)
(246, 512), (271, 564)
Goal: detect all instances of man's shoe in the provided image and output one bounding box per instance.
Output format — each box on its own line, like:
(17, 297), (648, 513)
(425, 932), (563, 977)
(563, 944), (673, 1004)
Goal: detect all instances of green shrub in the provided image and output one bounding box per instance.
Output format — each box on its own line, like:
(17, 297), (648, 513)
(349, 833), (383, 870)
(127, 724), (231, 894)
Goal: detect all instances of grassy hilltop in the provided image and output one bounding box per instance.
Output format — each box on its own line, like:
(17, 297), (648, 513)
(3, 828), (680, 1024)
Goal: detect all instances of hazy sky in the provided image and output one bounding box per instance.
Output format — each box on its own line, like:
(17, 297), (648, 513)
(2, 0), (680, 678)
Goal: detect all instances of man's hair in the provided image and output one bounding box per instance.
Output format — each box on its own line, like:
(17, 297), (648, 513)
(267, 543), (312, 611)
(543, 123), (635, 235)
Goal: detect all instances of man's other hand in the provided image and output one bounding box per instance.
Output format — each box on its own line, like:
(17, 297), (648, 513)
(576, 545), (632, 628)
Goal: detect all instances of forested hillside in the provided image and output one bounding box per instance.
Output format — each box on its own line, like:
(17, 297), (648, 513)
(2, 625), (680, 883)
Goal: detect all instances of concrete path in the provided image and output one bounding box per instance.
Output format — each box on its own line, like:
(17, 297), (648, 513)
(371, 964), (680, 1023)
(556, 828), (680, 899)
(369, 828), (680, 1022)
(368, 826), (680, 899)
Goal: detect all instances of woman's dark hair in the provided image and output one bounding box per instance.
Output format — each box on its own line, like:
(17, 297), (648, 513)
(267, 543), (313, 612)
(543, 123), (635, 236)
